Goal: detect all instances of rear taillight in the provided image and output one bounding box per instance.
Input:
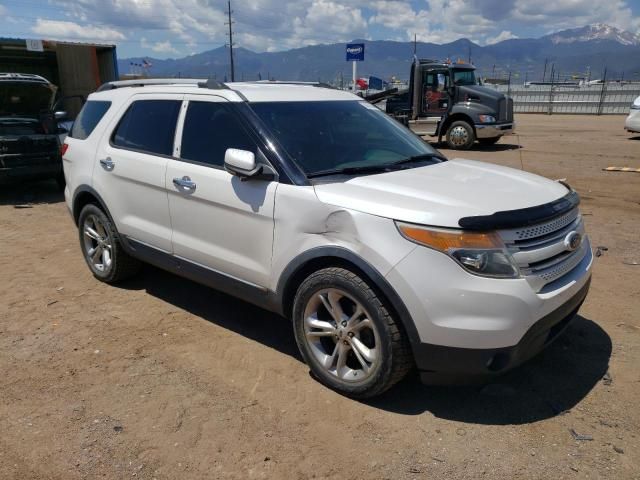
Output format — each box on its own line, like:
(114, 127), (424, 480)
(60, 143), (69, 156)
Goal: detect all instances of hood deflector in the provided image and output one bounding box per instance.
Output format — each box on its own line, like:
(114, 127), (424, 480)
(458, 190), (580, 231)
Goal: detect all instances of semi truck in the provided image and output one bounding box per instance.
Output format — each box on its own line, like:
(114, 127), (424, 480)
(375, 58), (515, 150)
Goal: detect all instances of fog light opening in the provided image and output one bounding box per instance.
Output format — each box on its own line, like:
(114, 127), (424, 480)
(486, 352), (510, 372)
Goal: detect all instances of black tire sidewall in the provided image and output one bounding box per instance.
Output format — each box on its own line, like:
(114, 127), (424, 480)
(78, 204), (119, 282)
(292, 269), (395, 398)
(446, 120), (475, 150)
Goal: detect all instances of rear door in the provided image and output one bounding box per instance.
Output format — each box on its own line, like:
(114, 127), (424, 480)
(165, 95), (277, 288)
(92, 94), (182, 252)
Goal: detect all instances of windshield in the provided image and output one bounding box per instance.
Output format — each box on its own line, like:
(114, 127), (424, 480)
(452, 69), (477, 86)
(249, 100), (440, 176)
(0, 82), (56, 117)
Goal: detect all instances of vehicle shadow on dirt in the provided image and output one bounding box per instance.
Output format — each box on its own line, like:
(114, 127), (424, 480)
(121, 265), (302, 360)
(367, 316), (612, 425)
(0, 179), (64, 206)
(437, 142), (522, 153)
(121, 266), (611, 426)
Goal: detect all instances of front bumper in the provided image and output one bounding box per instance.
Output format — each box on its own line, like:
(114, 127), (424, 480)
(415, 277), (591, 384)
(624, 110), (640, 133)
(0, 163), (61, 183)
(475, 122), (514, 138)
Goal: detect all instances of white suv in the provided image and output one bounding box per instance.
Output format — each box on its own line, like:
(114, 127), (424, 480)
(63, 79), (592, 398)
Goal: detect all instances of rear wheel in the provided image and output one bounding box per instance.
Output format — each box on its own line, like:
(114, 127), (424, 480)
(445, 120), (475, 150)
(478, 136), (501, 146)
(292, 267), (412, 398)
(78, 204), (140, 283)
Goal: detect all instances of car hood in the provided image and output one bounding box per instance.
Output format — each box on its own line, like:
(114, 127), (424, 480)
(312, 159), (570, 228)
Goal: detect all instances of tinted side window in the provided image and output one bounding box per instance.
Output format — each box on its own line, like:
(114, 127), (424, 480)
(112, 100), (181, 156)
(181, 101), (255, 167)
(70, 101), (111, 140)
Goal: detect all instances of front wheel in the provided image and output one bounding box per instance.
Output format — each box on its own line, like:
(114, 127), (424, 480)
(292, 267), (413, 398)
(445, 120), (475, 150)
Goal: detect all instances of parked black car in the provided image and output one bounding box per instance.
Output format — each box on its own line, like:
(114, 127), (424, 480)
(0, 73), (67, 188)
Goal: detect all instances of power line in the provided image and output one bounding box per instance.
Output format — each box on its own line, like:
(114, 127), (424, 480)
(225, 0), (235, 82)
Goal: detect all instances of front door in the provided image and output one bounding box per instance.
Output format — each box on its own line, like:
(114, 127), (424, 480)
(92, 94), (182, 252)
(422, 70), (450, 115)
(166, 95), (277, 288)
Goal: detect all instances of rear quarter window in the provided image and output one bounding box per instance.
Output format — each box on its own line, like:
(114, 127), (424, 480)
(70, 101), (111, 140)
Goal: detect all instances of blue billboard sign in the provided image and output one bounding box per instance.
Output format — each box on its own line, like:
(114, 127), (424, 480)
(346, 43), (364, 61)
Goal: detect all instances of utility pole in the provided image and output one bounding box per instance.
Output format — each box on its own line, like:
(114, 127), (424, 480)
(413, 33), (417, 56)
(542, 58), (548, 82)
(225, 0), (236, 82)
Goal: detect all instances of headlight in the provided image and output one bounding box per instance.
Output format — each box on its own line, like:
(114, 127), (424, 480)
(396, 222), (520, 278)
(478, 114), (496, 123)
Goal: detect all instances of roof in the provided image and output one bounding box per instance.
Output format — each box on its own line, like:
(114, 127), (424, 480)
(91, 79), (361, 103)
(418, 60), (476, 69)
(0, 37), (115, 49)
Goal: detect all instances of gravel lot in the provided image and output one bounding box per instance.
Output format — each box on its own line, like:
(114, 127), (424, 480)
(1, 114), (639, 479)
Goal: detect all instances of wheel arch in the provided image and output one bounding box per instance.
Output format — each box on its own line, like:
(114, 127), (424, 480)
(439, 112), (475, 140)
(276, 246), (421, 347)
(71, 185), (114, 227)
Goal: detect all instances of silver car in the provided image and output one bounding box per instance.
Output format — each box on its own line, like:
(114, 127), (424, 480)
(625, 96), (640, 134)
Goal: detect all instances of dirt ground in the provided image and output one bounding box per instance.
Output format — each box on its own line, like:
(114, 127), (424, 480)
(1, 114), (639, 480)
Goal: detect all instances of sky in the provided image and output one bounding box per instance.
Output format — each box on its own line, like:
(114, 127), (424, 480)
(1, 0), (640, 58)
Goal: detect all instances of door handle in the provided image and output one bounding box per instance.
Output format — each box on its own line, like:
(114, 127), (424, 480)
(173, 176), (196, 191)
(99, 157), (115, 170)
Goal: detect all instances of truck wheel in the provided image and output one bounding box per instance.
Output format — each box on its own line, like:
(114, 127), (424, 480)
(78, 204), (140, 283)
(478, 136), (501, 146)
(292, 267), (413, 398)
(445, 121), (475, 150)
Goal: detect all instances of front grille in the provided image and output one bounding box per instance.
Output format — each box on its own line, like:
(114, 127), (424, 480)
(499, 207), (589, 291)
(0, 137), (58, 155)
(498, 98), (514, 122)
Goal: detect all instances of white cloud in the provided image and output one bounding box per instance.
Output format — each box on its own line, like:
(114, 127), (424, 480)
(31, 19), (126, 41)
(486, 30), (518, 44)
(27, 0), (640, 54)
(141, 37), (179, 54)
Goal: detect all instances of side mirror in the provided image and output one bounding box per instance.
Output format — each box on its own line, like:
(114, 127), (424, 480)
(224, 148), (279, 182)
(54, 111), (68, 120)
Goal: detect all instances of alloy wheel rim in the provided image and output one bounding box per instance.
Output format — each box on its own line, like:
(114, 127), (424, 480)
(303, 288), (380, 382)
(82, 214), (113, 273)
(450, 125), (469, 146)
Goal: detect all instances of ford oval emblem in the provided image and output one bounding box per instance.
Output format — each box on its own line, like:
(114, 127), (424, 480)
(564, 231), (582, 252)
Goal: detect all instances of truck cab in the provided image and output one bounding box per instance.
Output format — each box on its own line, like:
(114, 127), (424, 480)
(386, 59), (514, 150)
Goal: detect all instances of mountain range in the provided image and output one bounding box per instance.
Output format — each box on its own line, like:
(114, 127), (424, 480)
(119, 24), (640, 83)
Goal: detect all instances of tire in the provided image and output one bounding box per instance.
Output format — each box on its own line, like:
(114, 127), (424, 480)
(445, 120), (475, 150)
(292, 267), (413, 398)
(78, 203), (140, 283)
(478, 136), (501, 146)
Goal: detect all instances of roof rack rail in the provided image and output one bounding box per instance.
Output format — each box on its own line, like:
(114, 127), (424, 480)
(96, 78), (208, 92)
(0, 72), (51, 83)
(197, 78), (230, 90)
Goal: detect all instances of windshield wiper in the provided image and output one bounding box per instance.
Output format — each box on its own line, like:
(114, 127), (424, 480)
(307, 154), (446, 179)
(307, 164), (395, 178)
(390, 153), (447, 166)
